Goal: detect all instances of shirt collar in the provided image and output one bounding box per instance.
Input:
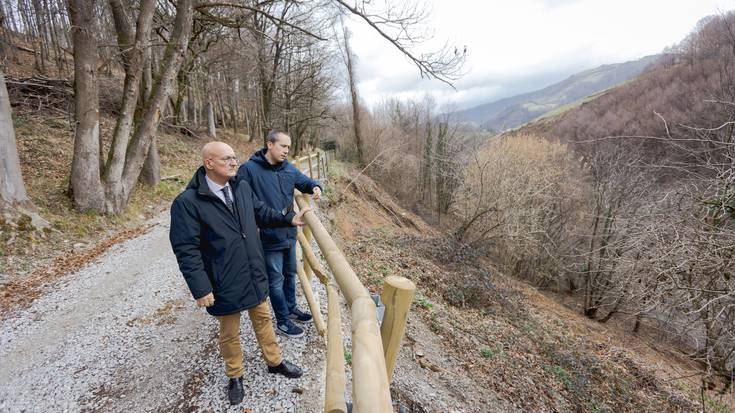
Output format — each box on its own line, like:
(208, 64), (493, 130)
(205, 174), (230, 194)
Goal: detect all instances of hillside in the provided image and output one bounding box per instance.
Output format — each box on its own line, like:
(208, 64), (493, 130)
(493, 12), (735, 409)
(317, 167), (717, 412)
(455, 55), (658, 132)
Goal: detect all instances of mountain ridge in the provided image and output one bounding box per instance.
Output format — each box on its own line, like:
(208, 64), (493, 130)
(456, 55), (659, 132)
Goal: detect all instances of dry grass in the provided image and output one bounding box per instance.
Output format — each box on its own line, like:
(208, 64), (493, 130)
(323, 166), (731, 412)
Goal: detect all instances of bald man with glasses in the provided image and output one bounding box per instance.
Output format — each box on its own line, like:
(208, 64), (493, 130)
(169, 141), (310, 405)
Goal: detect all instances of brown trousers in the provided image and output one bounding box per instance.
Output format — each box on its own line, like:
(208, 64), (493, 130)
(215, 300), (282, 378)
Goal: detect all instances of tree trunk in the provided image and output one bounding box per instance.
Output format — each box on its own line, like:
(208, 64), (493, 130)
(422, 114), (433, 202)
(173, 68), (188, 124)
(342, 26), (363, 165)
(0, 71), (29, 205)
(43, 0), (66, 75)
(67, 0), (105, 211)
(103, 0), (156, 207)
(30, 0), (48, 74)
(583, 205), (602, 317)
(207, 100), (216, 138)
(230, 78), (239, 134)
(139, 136), (160, 186)
(187, 75), (197, 127)
(632, 313), (642, 333)
(244, 104), (252, 140)
(118, 0), (193, 207)
(217, 91), (226, 129)
(141, 50), (161, 187)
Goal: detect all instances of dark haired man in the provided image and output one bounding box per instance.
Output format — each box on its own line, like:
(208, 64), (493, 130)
(237, 130), (322, 338)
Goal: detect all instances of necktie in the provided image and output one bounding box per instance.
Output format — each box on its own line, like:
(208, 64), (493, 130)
(221, 186), (234, 213)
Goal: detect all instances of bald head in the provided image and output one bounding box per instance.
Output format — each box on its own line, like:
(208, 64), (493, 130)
(202, 141), (234, 163)
(202, 141), (238, 184)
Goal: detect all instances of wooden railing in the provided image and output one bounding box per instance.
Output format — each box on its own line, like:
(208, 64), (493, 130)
(290, 150), (416, 413)
(293, 149), (334, 180)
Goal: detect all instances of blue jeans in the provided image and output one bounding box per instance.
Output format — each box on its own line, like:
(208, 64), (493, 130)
(264, 240), (298, 326)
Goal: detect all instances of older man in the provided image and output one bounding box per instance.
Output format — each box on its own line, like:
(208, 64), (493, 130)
(169, 141), (309, 405)
(237, 130), (322, 338)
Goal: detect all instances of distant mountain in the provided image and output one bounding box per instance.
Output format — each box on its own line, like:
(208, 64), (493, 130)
(456, 55), (659, 132)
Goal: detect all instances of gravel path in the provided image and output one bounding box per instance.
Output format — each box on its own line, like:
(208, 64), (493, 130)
(0, 213), (329, 412)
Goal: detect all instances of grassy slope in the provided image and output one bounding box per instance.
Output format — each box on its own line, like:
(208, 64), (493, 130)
(323, 166), (733, 413)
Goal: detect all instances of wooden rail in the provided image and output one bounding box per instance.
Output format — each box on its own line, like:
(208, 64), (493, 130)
(291, 148), (414, 412)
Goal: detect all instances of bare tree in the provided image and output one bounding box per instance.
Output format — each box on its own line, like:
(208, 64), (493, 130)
(67, 0), (193, 213)
(338, 21), (363, 164)
(574, 141), (650, 320)
(333, 0), (465, 85)
(0, 69), (28, 206)
(434, 117), (462, 221)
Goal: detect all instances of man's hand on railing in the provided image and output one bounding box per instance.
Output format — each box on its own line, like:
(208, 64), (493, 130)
(312, 187), (322, 200)
(292, 206), (312, 226)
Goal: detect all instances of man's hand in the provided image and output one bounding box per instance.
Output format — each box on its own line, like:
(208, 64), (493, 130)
(292, 206), (312, 226)
(196, 292), (215, 307)
(312, 187), (321, 200)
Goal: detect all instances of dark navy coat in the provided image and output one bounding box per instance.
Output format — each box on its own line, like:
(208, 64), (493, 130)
(169, 166), (296, 316)
(237, 148), (321, 251)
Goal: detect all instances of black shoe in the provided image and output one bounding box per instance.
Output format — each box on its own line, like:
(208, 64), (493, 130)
(288, 307), (313, 324)
(267, 360), (303, 378)
(227, 376), (244, 405)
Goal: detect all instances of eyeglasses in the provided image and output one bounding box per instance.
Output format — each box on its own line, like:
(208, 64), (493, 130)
(217, 155), (239, 163)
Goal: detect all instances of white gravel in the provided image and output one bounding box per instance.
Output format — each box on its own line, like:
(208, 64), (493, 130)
(0, 213), (330, 412)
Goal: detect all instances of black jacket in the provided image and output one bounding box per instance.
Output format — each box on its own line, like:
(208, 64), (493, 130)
(237, 148), (321, 251)
(169, 166), (296, 316)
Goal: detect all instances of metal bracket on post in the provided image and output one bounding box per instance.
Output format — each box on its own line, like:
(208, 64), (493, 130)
(372, 293), (385, 325)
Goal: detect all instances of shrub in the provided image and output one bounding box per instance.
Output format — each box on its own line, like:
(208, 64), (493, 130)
(452, 134), (584, 289)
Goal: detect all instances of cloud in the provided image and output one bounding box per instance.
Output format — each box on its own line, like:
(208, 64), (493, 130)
(345, 0), (735, 110)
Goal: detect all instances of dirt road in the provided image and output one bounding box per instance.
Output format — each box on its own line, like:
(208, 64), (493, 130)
(0, 214), (327, 412)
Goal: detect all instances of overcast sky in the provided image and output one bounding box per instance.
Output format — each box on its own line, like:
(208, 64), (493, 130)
(344, 0), (735, 111)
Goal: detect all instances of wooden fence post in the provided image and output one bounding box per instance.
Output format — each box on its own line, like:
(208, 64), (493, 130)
(295, 194), (392, 412)
(294, 243), (326, 336)
(302, 194), (314, 280)
(325, 283), (348, 413)
(317, 151), (322, 179)
(380, 275), (416, 383)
